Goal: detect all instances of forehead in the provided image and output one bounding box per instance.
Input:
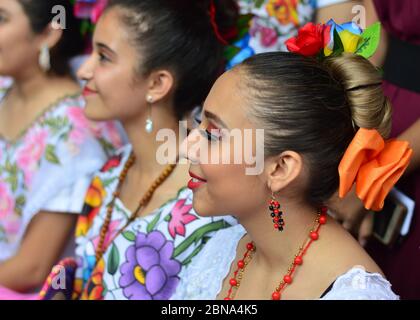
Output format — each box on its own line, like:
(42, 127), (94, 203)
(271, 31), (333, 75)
(93, 8), (134, 52)
(203, 69), (253, 129)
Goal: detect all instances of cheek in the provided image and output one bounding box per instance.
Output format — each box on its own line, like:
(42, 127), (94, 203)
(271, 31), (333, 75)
(197, 164), (259, 215)
(95, 68), (146, 118)
(0, 26), (37, 73)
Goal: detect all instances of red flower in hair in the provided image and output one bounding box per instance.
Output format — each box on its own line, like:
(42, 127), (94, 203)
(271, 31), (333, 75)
(285, 23), (331, 56)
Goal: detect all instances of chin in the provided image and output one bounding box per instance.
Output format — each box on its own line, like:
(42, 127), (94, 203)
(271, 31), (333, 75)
(83, 98), (110, 121)
(192, 196), (226, 218)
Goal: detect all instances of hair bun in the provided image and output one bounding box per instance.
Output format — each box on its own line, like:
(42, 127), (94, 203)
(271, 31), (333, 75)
(323, 53), (392, 138)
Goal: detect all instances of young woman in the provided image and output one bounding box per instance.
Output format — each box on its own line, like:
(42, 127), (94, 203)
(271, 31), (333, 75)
(173, 22), (411, 300)
(39, 0), (237, 300)
(0, 0), (122, 297)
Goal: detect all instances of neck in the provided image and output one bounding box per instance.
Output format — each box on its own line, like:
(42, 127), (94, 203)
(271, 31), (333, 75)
(122, 102), (181, 176)
(239, 200), (320, 272)
(9, 68), (52, 102)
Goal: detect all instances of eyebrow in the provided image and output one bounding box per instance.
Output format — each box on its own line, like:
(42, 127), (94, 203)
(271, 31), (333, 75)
(95, 42), (117, 57)
(204, 110), (228, 129)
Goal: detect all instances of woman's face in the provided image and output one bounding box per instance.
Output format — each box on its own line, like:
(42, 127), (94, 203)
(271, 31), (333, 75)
(0, 0), (42, 77)
(77, 8), (149, 122)
(185, 70), (268, 218)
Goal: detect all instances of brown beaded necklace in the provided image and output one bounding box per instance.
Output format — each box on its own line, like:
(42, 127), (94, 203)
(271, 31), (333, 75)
(95, 152), (177, 263)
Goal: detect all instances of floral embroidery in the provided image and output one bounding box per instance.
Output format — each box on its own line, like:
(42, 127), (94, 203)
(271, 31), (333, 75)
(266, 0), (300, 26)
(80, 258), (106, 300)
(15, 128), (49, 186)
(168, 199), (196, 239)
(70, 145), (235, 300)
(0, 181), (15, 219)
(119, 231), (181, 300)
(0, 85), (122, 259)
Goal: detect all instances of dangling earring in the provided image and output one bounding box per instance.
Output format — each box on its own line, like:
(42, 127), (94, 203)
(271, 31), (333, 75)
(269, 193), (285, 232)
(145, 95), (153, 133)
(39, 44), (51, 72)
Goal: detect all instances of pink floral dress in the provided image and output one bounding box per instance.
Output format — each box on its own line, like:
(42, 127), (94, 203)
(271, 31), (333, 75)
(65, 145), (236, 300)
(0, 79), (124, 262)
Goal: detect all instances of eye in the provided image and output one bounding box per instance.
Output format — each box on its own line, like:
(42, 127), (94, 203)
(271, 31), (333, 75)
(98, 52), (110, 63)
(202, 122), (222, 142)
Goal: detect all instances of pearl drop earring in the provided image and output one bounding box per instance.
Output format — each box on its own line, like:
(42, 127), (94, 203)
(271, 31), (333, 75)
(145, 95), (153, 133)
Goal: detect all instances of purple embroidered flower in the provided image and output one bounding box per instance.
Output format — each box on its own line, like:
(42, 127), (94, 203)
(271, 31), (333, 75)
(119, 231), (181, 300)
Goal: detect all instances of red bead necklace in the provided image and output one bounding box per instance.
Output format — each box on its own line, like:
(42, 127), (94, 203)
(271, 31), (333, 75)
(224, 206), (328, 300)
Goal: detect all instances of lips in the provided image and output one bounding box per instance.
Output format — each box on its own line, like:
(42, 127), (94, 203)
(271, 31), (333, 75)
(188, 171), (207, 190)
(82, 86), (98, 97)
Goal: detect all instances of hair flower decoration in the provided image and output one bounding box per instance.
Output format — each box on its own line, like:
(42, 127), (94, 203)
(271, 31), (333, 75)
(285, 19), (382, 59)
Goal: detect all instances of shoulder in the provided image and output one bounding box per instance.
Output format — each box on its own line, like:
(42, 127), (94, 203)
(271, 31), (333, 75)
(321, 267), (400, 300)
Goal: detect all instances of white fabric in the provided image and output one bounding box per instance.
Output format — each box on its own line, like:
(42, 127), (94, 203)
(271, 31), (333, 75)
(172, 224), (399, 300)
(316, 0), (350, 8)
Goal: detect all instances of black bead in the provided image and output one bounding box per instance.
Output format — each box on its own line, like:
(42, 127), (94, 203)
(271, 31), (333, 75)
(279, 227), (284, 231)
(269, 205), (274, 211)
(279, 219), (284, 223)
(270, 213), (275, 217)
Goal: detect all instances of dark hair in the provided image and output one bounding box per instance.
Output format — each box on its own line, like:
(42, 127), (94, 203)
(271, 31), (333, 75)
(106, 0), (238, 120)
(238, 52), (391, 205)
(18, 0), (85, 76)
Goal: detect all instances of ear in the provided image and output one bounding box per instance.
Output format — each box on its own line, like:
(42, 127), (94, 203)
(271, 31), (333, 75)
(265, 151), (303, 193)
(38, 22), (63, 50)
(146, 70), (174, 103)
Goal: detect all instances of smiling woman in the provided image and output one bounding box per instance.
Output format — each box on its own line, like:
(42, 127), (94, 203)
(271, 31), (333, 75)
(37, 0), (239, 300)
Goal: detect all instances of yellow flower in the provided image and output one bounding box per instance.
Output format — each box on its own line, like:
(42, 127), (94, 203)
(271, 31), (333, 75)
(339, 30), (361, 53)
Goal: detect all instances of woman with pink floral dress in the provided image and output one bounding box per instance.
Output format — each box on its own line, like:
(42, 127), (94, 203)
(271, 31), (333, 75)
(0, 0), (123, 298)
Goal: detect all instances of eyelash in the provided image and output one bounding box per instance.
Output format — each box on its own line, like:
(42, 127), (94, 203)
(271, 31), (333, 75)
(196, 119), (222, 142)
(98, 52), (110, 63)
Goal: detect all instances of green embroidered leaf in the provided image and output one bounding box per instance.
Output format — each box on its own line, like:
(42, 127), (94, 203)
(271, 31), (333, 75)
(254, 0), (265, 8)
(102, 177), (118, 188)
(107, 244), (120, 275)
(102, 280), (108, 297)
(122, 231), (136, 242)
(164, 215), (171, 222)
(15, 195), (26, 208)
(45, 144), (61, 164)
(173, 220), (231, 258)
(224, 45), (241, 61)
(43, 117), (69, 135)
(331, 29), (344, 56)
(355, 22), (381, 59)
(146, 212), (162, 233)
(6, 176), (18, 193)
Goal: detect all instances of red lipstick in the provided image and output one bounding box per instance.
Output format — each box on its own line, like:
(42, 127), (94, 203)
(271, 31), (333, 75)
(188, 171), (207, 190)
(82, 86), (98, 97)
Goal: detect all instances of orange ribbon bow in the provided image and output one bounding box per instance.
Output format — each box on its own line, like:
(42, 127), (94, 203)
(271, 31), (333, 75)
(338, 128), (413, 211)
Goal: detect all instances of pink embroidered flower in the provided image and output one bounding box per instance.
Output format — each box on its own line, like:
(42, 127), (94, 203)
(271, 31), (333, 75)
(2, 215), (20, 237)
(0, 182), (15, 219)
(168, 199), (196, 239)
(92, 219), (122, 250)
(250, 21), (278, 48)
(67, 106), (91, 145)
(102, 122), (123, 149)
(74, 0), (108, 24)
(16, 128), (48, 186)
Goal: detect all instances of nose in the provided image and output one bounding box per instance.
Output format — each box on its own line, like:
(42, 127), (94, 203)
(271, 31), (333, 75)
(181, 128), (202, 165)
(76, 54), (95, 82)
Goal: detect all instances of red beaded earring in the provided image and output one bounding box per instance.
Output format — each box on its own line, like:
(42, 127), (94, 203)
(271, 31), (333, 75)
(269, 193), (284, 232)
